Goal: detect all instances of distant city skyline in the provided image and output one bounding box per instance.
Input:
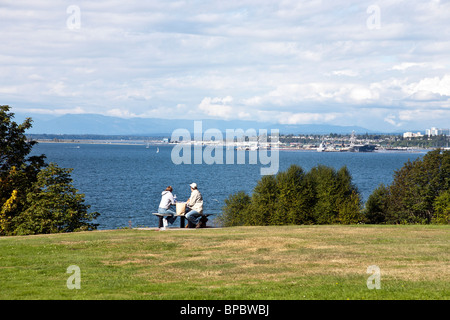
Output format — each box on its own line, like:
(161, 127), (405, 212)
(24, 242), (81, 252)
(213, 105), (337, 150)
(1, 1), (450, 132)
(425, 127), (450, 136)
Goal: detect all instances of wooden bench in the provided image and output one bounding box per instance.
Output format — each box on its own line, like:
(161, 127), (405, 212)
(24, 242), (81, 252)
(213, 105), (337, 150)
(152, 213), (214, 229)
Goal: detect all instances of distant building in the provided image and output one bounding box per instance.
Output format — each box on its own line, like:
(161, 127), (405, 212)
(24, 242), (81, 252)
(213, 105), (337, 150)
(426, 127), (449, 136)
(403, 132), (423, 139)
(426, 127), (438, 136)
(439, 128), (450, 136)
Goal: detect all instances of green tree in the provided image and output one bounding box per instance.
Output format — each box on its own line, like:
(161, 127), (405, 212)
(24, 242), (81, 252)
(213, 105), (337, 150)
(389, 149), (449, 223)
(1, 106), (100, 235)
(0, 166), (29, 233)
(365, 149), (450, 224)
(307, 165), (361, 224)
(308, 165), (341, 224)
(335, 167), (363, 224)
(275, 164), (315, 225)
(0, 105), (45, 176)
(272, 166), (302, 225)
(219, 191), (251, 227)
(220, 164), (362, 226)
(338, 190), (363, 224)
(364, 184), (389, 224)
(249, 175), (278, 225)
(1, 105), (46, 234)
(13, 163), (99, 235)
(432, 190), (449, 224)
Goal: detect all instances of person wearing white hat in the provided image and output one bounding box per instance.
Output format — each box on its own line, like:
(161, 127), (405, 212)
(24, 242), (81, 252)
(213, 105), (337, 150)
(185, 182), (204, 228)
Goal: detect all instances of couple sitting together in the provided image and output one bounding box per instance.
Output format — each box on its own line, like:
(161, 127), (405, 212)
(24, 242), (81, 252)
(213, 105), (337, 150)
(158, 183), (204, 228)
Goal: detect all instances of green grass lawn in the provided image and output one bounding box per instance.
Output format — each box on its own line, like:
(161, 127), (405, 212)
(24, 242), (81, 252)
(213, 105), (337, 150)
(0, 225), (448, 300)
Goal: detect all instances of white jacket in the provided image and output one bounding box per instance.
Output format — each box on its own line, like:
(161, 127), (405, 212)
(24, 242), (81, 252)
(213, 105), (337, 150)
(159, 191), (175, 209)
(187, 189), (203, 214)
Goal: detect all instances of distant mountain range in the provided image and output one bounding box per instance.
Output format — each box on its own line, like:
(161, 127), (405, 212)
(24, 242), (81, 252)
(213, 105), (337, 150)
(14, 112), (382, 136)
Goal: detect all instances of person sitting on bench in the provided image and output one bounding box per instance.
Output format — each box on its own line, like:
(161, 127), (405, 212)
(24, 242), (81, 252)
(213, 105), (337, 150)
(185, 183), (204, 228)
(158, 186), (177, 228)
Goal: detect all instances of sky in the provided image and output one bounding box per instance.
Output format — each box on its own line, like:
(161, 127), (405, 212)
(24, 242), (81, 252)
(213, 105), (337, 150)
(1, 0), (450, 131)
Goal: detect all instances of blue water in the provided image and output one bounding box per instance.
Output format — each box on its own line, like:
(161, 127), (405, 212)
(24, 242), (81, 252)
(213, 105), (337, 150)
(31, 143), (426, 230)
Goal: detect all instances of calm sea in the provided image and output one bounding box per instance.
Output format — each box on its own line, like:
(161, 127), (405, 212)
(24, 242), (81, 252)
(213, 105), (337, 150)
(31, 143), (427, 230)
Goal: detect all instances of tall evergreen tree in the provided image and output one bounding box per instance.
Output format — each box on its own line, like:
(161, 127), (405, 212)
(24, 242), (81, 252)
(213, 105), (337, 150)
(249, 175), (278, 225)
(308, 165), (340, 224)
(365, 184), (389, 224)
(275, 164), (315, 225)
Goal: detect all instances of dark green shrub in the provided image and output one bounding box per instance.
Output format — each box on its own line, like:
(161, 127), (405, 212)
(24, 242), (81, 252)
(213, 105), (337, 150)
(365, 149), (449, 224)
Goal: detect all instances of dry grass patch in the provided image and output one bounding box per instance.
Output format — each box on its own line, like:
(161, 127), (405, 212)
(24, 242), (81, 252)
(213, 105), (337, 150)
(142, 225), (449, 285)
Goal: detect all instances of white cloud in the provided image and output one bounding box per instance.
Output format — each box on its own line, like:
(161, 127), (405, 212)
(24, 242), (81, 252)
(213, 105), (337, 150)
(407, 74), (450, 97)
(106, 108), (138, 118)
(2, 0), (450, 131)
(398, 109), (449, 122)
(198, 96), (236, 119)
(46, 81), (70, 97)
(276, 112), (339, 125)
(332, 70), (359, 77)
(391, 62), (426, 71)
(18, 107), (87, 115)
(243, 82), (380, 108)
(384, 114), (402, 127)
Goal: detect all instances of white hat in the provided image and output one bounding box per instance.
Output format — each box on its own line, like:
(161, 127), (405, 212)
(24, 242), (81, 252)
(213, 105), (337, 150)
(190, 183), (197, 189)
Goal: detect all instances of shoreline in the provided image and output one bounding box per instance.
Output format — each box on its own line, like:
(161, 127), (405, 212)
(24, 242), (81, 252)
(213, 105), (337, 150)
(33, 139), (167, 146)
(33, 140), (438, 152)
